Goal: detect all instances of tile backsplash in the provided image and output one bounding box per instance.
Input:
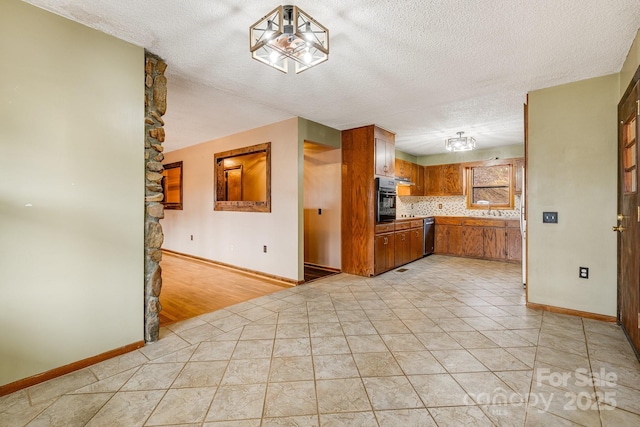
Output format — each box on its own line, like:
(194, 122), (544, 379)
(397, 195), (521, 219)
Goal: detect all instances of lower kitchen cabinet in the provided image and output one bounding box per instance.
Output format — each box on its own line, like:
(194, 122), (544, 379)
(435, 217), (521, 263)
(410, 226), (424, 260)
(484, 227), (507, 260)
(374, 232), (395, 275)
(435, 222), (463, 256)
(506, 227), (522, 262)
(394, 230), (411, 267)
(374, 219), (425, 275)
(462, 226), (484, 258)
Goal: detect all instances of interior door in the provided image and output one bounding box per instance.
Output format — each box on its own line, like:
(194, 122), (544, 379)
(617, 74), (640, 357)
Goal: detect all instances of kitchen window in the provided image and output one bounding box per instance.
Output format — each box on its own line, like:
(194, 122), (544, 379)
(466, 161), (514, 210)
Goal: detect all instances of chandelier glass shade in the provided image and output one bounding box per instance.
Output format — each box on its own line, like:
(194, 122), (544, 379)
(250, 5), (329, 74)
(445, 131), (476, 152)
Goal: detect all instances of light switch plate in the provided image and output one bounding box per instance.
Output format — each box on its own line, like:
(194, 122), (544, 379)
(543, 212), (558, 223)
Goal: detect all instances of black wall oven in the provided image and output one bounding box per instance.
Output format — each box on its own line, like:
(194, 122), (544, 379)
(376, 177), (397, 222)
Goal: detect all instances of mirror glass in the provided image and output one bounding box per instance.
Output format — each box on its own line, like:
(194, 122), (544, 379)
(162, 161), (183, 210)
(214, 142), (271, 212)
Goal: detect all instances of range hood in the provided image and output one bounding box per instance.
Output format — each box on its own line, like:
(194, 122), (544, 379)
(395, 177), (414, 186)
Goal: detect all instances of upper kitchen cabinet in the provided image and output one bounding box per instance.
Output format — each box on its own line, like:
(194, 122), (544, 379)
(410, 164), (424, 196)
(395, 158), (412, 180)
(514, 158), (524, 194)
(374, 127), (395, 177)
(424, 163), (464, 196)
(396, 159), (421, 196)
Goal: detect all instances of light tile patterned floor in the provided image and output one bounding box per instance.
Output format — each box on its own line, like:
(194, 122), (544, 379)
(2, 255), (640, 426)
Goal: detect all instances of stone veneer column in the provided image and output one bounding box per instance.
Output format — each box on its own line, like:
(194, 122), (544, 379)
(144, 52), (167, 343)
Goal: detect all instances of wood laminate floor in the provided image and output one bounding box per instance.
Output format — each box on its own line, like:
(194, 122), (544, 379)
(158, 252), (291, 326)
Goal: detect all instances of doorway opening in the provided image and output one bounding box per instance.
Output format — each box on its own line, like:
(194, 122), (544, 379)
(303, 141), (342, 281)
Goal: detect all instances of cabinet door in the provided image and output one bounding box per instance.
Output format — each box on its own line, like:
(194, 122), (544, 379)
(411, 164), (424, 196)
(394, 230), (411, 267)
(434, 224), (448, 254)
(425, 166), (443, 195)
(443, 164), (463, 195)
(375, 138), (390, 176)
(395, 159), (412, 179)
(375, 233), (395, 275)
(384, 141), (395, 177)
(483, 227), (506, 260)
(448, 225), (463, 256)
(462, 226), (484, 257)
(506, 228), (522, 262)
(514, 158), (524, 194)
(410, 227), (424, 261)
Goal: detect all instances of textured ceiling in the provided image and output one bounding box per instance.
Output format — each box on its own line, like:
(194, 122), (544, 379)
(23, 0), (640, 155)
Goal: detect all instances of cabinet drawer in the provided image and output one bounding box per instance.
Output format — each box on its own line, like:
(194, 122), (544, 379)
(463, 218), (505, 227)
(410, 219), (423, 229)
(375, 223), (395, 234)
(435, 216), (463, 226)
(394, 221), (411, 231)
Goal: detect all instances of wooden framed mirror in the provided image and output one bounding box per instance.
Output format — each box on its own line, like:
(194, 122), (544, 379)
(162, 161), (183, 210)
(214, 142), (271, 212)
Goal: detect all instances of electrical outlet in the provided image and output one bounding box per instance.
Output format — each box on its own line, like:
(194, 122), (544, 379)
(263, 245), (267, 253)
(543, 212), (558, 223)
(438, 203), (443, 209)
(579, 267), (589, 279)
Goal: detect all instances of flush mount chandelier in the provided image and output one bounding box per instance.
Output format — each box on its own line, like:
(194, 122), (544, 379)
(249, 5), (329, 74)
(445, 131), (476, 152)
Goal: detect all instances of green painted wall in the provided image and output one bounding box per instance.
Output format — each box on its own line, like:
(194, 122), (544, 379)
(417, 144), (524, 166)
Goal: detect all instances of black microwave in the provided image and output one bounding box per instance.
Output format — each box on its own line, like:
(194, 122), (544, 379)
(376, 177), (397, 223)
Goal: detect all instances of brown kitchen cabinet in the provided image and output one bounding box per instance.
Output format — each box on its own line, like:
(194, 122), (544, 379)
(424, 164), (463, 196)
(395, 159), (412, 180)
(375, 132), (395, 177)
(484, 226), (507, 260)
(462, 226), (484, 258)
(514, 158), (524, 194)
(342, 125), (396, 276)
(394, 230), (411, 267)
(435, 217), (521, 263)
(411, 164), (424, 196)
(410, 224), (424, 260)
(374, 231), (395, 275)
(397, 161), (424, 196)
(506, 224), (522, 262)
(394, 219), (424, 268)
(434, 217), (463, 256)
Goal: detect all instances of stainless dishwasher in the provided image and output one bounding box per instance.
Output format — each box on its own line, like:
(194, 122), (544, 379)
(423, 217), (435, 255)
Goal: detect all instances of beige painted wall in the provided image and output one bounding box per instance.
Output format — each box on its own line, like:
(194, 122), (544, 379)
(0, 0), (144, 386)
(418, 144), (524, 166)
(527, 74), (619, 316)
(162, 118), (301, 281)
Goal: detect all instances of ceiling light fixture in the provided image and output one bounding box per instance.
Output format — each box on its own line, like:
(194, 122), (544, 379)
(445, 131), (476, 152)
(250, 5), (329, 74)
